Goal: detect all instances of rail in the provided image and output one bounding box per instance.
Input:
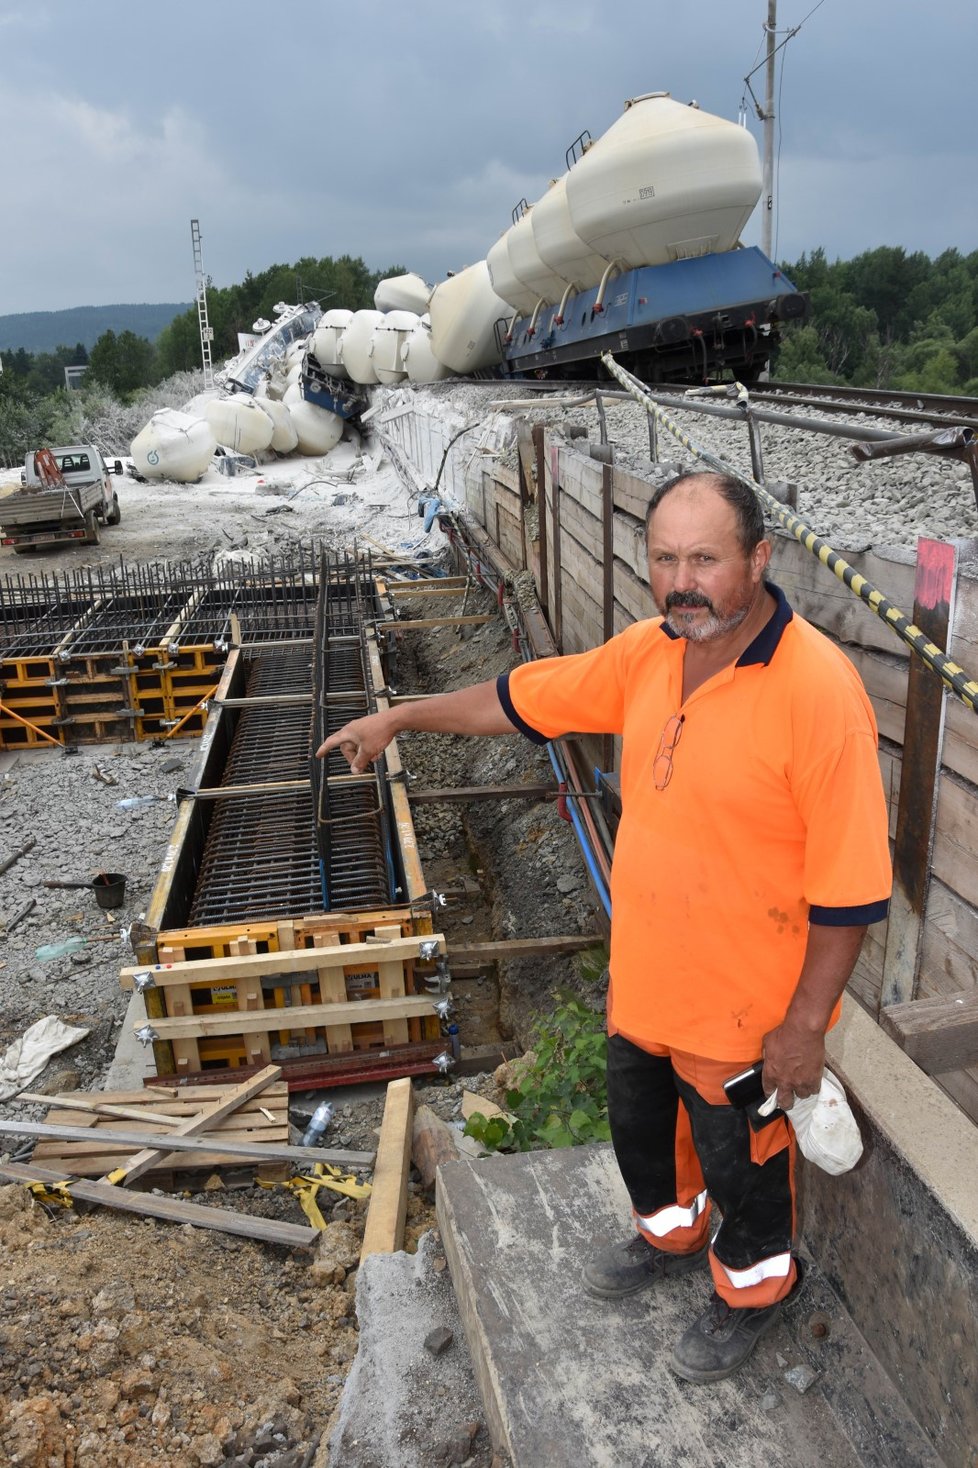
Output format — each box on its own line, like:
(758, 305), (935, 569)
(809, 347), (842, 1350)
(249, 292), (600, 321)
(600, 352), (978, 715)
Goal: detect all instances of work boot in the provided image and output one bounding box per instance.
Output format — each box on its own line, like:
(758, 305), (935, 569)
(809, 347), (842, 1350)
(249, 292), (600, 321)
(670, 1273), (801, 1384)
(583, 1233), (708, 1299)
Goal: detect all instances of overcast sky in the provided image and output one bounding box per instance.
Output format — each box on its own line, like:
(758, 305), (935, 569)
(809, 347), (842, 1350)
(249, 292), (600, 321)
(1, 0), (975, 315)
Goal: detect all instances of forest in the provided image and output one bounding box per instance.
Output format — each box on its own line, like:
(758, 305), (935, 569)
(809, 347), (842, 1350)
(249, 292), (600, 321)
(1, 244), (975, 467)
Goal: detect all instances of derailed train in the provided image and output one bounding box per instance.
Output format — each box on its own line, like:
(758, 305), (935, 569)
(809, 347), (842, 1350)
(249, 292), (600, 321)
(429, 91), (807, 385)
(222, 91), (808, 417)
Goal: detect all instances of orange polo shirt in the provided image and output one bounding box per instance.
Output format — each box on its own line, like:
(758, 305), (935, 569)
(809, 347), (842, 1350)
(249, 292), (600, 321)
(499, 584), (891, 1061)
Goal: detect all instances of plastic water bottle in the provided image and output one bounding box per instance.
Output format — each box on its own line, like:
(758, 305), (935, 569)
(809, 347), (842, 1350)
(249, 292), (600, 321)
(301, 1101), (333, 1147)
(115, 794), (173, 811)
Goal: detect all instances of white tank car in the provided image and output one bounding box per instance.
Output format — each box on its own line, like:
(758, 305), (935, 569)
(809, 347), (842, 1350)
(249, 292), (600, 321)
(506, 204), (569, 307)
(204, 397), (275, 455)
(290, 399), (344, 455)
(530, 173), (612, 293)
(131, 410), (216, 483)
(374, 273), (431, 313)
(371, 310), (420, 384)
(312, 309), (353, 379)
(402, 317), (450, 383)
(487, 225), (540, 316)
(261, 398), (299, 454)
(339, 310), (385, 384)
(427, 262), (508, 375)
(565, 92), (762, 269)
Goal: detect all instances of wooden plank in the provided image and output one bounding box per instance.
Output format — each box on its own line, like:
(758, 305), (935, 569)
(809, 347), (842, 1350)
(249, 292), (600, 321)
(315, 931), (353, 1054)
(533, 424), (549, 613)
(121, 933), (445, 990)
(374, 922), (410, 1047)
(142, 994), (437, 1041)
(882, 539), (957, 1009)
(449, 936), (603, 964)
(0, 1161), (319, 1249)
(390, 615), (496, 630)
(230, 935), (272, 1065)
(881, 990), (978, 1073)
(17, 1092), (183, 1127)
(158, 943), (199, 1075)
(0, 1119), (374, 1169)
(360, 1076), (415, 1260)
(102, 1064), (283, 1185)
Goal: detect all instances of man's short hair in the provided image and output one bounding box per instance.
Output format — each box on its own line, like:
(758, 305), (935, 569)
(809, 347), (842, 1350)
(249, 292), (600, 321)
(645, 471), (765, 553)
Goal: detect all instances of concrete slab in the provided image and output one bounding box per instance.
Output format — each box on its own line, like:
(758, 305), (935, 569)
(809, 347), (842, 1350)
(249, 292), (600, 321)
(437, 1145), (943, 1468)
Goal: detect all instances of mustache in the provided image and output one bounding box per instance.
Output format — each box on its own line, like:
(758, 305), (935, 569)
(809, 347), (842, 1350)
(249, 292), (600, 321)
(666, 591), (715, 612)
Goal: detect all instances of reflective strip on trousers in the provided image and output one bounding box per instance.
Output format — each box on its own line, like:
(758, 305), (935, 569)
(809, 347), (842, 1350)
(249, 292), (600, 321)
(636, 1188), (709, 1237)
(715, 1250), (793, 1290)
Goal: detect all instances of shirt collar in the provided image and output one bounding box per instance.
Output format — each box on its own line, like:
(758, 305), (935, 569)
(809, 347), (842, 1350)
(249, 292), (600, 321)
(657, 581), (793, 666)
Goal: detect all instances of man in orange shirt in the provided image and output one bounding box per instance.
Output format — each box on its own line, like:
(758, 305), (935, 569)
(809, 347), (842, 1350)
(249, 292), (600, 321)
(318, 471), (891, 1383)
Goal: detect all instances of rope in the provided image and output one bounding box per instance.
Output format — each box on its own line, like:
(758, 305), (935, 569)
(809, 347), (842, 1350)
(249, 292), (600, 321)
(600, 353), (978, 715)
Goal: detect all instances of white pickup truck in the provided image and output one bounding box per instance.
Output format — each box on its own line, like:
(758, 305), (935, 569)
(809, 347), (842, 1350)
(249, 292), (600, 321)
(0, 444), (123, 552)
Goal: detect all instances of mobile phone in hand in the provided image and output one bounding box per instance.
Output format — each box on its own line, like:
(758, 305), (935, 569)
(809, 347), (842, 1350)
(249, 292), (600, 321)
(723, 1060), (766, 1108)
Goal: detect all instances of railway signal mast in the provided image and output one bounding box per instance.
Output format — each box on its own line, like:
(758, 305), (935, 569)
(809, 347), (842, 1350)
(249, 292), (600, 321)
(191, 219), (215, 390)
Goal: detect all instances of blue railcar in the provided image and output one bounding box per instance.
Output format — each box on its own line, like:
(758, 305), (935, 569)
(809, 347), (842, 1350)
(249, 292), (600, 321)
(497, 246), (807, 384)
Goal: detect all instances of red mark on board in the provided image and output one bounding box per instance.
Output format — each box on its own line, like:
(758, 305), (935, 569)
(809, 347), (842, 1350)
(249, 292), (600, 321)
(914, 538), (955, 614)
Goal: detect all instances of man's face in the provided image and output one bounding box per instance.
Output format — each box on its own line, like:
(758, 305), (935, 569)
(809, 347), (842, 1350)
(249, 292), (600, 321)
(646, 481), (770, 643)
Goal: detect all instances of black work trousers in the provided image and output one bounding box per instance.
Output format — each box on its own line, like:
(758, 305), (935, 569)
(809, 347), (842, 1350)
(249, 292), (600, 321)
(606, 1032), (795, 1289)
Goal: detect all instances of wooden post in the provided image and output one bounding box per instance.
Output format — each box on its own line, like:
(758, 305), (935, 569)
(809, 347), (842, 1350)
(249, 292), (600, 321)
(550, 443), (563, 651)
(360, 1077), (415, 1259)
(880, 538), (957, 1010)
(533, 424), (549, 614)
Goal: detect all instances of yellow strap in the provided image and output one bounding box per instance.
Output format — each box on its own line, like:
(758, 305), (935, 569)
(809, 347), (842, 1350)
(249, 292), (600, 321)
(258, 1164), (372, 1231)
(103, 1168), (127, 1186)
(27, 1178), (74, 1208)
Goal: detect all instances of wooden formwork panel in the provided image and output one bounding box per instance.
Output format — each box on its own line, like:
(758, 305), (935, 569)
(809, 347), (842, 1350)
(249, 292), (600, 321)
(125, 920), (444, 1079)
(0, 657), (61, 746)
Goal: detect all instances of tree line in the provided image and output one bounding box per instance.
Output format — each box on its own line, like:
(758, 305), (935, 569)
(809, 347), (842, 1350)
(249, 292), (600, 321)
(773, 245), (978, 393)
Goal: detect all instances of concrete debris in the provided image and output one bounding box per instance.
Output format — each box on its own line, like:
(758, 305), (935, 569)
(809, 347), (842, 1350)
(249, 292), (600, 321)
(424, 1325), (454, 1357)
(784, 1362), (820, 1394)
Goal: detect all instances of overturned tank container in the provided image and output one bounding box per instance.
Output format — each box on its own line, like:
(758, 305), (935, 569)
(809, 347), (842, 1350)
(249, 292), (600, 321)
(370, 310), (420, 384)
(312, 309), (353, 379)
(339, 310), (385, 385)
(565, 92), (762, 269)
(374, 273), (431, 314)
(427, 262), (508, 375)
(402, 316), (451, 384)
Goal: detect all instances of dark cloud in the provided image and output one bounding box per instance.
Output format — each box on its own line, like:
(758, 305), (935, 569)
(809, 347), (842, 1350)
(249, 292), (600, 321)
(0, 1), (974, 312)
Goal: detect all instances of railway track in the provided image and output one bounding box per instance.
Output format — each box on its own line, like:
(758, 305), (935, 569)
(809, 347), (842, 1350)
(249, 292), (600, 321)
(728, 380), (978, 433)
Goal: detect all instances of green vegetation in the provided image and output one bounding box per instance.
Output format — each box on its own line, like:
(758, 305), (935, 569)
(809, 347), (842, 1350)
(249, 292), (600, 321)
(464, 992), (611, 1153)
(775, 246), (978, 394)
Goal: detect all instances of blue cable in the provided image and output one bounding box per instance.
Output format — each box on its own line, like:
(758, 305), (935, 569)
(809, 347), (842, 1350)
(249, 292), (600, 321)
(546, 741), (612, 918)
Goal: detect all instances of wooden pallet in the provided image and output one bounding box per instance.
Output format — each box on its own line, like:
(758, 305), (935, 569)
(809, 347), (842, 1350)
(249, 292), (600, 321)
(29, 1079), (290, 1182)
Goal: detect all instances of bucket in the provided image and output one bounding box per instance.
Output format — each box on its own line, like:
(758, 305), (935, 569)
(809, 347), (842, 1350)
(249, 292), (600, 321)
(93, 872), (127, 910)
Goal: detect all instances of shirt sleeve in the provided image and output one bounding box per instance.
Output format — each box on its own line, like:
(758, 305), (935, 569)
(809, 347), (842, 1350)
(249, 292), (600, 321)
(791, 676), (892, 924)
(503, 634), (631, 742)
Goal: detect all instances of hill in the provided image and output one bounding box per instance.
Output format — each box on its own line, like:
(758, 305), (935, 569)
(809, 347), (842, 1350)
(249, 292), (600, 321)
(0, 303), (191, 354)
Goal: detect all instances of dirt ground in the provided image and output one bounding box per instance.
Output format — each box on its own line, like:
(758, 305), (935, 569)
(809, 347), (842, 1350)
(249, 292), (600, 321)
(0, 419), (603, 1467)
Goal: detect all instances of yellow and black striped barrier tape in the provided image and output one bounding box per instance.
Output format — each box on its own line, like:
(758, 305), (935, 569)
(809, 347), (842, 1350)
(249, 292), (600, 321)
(601, 352), (978, 715)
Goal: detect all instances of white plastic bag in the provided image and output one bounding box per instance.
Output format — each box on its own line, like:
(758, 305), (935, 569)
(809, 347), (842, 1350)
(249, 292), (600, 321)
(758, 1069), (863, 1175)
